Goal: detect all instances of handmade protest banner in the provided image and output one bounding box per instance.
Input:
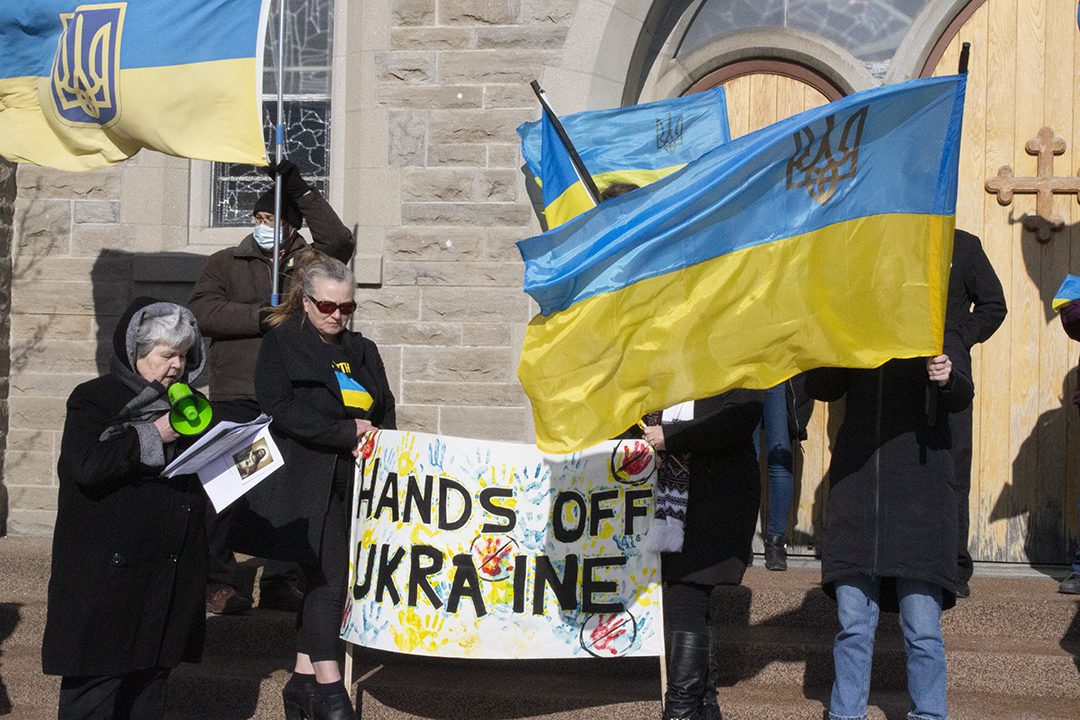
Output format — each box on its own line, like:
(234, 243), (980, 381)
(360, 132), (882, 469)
(340, 430), (661, 660)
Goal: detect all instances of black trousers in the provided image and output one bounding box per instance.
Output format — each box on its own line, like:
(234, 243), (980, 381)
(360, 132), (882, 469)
(296, 479), (350, 662)
(59, 668), (169, 720)
(206, 398), (298, 589)
(664, 581), (712, 635)
(948, 404), (974, 583)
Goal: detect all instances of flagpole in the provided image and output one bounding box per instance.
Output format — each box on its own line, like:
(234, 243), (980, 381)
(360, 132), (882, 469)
(270, 0), (286, 306)
(529, 80), (602, 206)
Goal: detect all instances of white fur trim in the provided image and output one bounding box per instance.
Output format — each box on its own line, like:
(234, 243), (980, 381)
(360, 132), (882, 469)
(642, 515), (685, 553)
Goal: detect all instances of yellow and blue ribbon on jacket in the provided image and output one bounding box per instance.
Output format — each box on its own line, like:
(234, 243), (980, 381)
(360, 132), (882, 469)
(517, 88), (731, 228)
(0, 0), (270, 170)
(517, 75), (968, 453)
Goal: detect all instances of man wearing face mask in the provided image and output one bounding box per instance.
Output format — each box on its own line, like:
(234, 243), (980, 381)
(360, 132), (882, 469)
(188, 158), (355, 615)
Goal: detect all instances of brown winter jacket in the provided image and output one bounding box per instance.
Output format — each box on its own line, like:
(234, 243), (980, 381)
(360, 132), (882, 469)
(187, 191), (355, 401)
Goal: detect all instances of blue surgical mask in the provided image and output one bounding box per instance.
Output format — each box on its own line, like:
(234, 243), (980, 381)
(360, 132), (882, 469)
(253, 223), (277, 251)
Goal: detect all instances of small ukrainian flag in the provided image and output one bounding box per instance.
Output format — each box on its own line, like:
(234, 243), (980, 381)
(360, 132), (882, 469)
(336, 371), (373, 411)
(1053, 274), (1080, 312)
(0, 0), (270, 170)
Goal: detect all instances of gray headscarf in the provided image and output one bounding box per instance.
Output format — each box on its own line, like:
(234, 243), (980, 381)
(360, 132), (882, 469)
(102, 297), (205, 467)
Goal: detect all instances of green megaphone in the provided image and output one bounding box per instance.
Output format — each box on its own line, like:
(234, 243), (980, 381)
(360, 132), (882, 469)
(167, 383), (213, 436)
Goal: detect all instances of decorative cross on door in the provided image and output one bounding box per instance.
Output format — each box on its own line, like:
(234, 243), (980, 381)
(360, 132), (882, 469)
(985, 126), (1080, 242)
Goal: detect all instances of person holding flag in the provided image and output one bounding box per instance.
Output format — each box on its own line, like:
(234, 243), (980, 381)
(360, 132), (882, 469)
(188, 158), (355, 615)
(1055, 275), (1080, 594)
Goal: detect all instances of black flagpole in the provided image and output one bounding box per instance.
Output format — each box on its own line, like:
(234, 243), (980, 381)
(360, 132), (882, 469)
(529, 80), (602, 206)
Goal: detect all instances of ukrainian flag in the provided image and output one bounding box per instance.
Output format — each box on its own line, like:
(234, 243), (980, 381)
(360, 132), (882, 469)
(336, 371), (373, 412)
(517, 88), (730, 228)
(1053, 275), (1080, 312)
(0, 0), (269, 171)
(518, 75), (967, 453)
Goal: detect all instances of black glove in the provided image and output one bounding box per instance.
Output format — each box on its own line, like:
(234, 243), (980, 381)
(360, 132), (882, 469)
(261, 158), (312, 200)
(258, 309), (275, 335)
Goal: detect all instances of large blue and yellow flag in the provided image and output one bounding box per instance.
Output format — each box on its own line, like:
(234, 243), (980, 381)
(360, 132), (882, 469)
(517, 89), (730, 229)
(0, 1), (270, 171)
(517, 75), (967, 453)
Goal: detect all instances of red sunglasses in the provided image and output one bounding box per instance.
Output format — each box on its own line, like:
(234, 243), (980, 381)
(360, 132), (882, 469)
(306, 294), (357, 315)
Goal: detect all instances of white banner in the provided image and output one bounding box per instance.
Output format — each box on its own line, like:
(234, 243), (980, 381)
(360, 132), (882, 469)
(341, 430), (662, 659)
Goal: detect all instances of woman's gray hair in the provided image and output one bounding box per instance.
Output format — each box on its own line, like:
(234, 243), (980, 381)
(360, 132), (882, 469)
(135, 308), (197, 358)
(302, 256), (355, 294)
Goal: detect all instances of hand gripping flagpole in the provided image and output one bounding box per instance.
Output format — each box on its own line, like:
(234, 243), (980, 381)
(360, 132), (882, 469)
(529, 80), (602, 207)
(270, 0), (287, 306)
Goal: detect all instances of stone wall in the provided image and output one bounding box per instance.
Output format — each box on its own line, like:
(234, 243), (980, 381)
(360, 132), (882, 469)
(348, 0), (584, 441)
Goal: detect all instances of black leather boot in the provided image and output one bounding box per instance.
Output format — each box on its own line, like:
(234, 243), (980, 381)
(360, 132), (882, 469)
(702, 648), (723, 720)
(282, 673), (314, 720)
(310, 682), (355, 720)
(763, 534), (788, 571)
(663, 630), (709, 720)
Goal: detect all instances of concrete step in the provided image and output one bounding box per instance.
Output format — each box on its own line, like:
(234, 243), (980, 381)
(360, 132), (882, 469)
(712, 569), (1080, 641)
(712, 624), (1080, 697)
(713, 683), (1080, 720)
(2, 599), (298, 660)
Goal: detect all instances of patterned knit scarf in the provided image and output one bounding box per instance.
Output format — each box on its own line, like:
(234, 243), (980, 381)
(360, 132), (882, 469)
(643, 406), (692, 553)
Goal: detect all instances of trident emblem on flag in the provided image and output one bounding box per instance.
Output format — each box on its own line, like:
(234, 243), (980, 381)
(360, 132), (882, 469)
(786, 107), (868, 204)
(50, 3), (126, 126)
(655, 114), (684, 153)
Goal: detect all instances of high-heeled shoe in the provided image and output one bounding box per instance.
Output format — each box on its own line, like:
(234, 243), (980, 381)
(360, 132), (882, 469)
(282, 674), (315, 720)
(310, 683), (355, 720)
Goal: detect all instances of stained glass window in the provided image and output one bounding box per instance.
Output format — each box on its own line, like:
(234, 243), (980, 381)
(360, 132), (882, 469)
(677, 0), (930, 67)
(210, 0), (333, 227)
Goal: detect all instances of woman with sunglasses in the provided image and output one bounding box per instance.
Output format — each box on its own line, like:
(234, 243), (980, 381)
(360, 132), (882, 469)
(251, 249), (395, 720)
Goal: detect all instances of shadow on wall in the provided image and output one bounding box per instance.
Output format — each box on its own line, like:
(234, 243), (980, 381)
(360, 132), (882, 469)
(989, 215), (1080, 571)
(89, 249), (209, 386)
(0, 603), (20, 715)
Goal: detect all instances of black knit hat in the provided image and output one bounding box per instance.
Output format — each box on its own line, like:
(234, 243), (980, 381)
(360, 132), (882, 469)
(252, 189), (303, 230)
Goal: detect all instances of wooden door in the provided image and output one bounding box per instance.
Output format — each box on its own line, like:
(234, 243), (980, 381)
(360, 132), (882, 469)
(927, 0), (1079, 564)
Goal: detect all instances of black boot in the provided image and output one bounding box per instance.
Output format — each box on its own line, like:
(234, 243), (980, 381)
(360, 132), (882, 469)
(310, 681), (355, 720)
(663, 630), (709, 720)
(702, 645), (723, 720)
(763, 534), (788, 571)
(282, 672), (315, 720)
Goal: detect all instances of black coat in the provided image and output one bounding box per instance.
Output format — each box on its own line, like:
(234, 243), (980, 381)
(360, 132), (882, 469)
(661, 389), (763, 586)
(806, 355), (973, 611)
(239, 314), (396, 563)
(43, 300), (207, 677)
(945, 230), (1007, 353)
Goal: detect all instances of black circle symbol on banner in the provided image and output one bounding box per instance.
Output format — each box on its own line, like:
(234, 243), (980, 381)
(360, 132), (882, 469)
(609, 440), (655, 486)
(579, 610), (637, 658)
(470, 534), (519, 582)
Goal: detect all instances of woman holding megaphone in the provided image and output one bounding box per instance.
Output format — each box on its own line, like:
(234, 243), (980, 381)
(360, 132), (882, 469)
(43, 297), (209, 720)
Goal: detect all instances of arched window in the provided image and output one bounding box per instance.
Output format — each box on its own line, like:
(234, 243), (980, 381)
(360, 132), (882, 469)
(209, 0), (334, 227)
(678, 0), (931, 76)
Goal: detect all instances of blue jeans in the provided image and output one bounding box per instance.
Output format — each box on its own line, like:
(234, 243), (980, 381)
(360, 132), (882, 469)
(755, 384), (793, 537)
(830, 575), (947, 720)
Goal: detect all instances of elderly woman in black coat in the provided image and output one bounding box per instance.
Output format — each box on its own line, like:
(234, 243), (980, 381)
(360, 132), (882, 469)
(806, 348), (972, 720)
(43, 297), (208, 720)
(251, 251), (395, 720)
(641, 389), (762, 720)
